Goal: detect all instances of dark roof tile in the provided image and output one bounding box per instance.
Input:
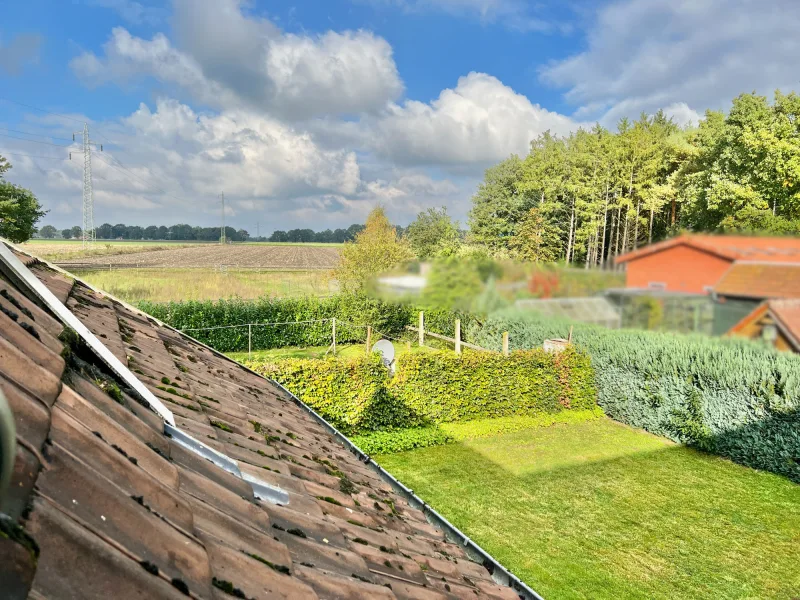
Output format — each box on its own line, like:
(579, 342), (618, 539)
(28, 497), (199, 600)
(294, 563), (396, 599)
(201, 534), (319, 599)
(36, 449), (213, 595)
(0, 335), (62, 406)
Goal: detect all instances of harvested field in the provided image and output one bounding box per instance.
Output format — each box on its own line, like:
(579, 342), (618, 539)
(72, 268), (337, 302)
(54, 243), (341, 270)
(19, 240), (197, 261)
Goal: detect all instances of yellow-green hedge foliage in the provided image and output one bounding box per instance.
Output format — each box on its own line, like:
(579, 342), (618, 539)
(248, 347), (597, 435)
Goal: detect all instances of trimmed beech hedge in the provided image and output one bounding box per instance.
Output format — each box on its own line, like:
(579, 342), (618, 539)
(139, 295), (473, 353)
(247, 347), (597, 435)
(469, 309), (800, 482)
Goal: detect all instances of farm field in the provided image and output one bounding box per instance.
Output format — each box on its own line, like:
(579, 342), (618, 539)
(72, 268), (338, 302)
(54, 243), (341, 269)
(19, 239), (198, 261)
(378, 418), (800, 600)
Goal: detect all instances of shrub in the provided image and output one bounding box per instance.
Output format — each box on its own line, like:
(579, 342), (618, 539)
(388, 347), (596, 423)
(139, 294), (475, 353)
(469, 309), (800, 482)
(252, 354), (419, 434)
(248, 346), (597, 436)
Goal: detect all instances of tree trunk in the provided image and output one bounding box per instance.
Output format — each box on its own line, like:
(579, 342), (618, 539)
(633, 198), (641, 250)
(649, 206), (655, 245)
(566, 199), (575, 264)
(621, 209), (629, 255)
(670, 198), (676, 226)
(600, 183), (609, 268)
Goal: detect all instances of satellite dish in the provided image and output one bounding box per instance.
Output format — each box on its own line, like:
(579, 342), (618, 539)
(372, 339), (395, 371)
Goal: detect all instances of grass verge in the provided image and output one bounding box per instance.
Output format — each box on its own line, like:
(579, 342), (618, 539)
(376, 418), (800, 599)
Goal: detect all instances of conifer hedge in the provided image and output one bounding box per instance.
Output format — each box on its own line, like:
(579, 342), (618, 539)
(247, 347), (597, 435)
(469, 309), (800, 482)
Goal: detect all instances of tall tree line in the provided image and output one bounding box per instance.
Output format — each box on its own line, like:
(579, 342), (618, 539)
(469, 91), (800, 266)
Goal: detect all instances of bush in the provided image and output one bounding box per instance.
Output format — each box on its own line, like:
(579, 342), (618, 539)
(248, 346), (597, 437)
(140, 294), (477, 353)
(389, 347), (596, 423)
(469, 309), (800, 482)
(253, 354), (415, 434)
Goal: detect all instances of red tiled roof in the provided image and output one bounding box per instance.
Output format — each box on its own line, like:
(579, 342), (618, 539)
(615, 234), (800, 264)
(0, 242), (524, 600)
(769, 299), (800, 349)
(713, 263), (800, 299)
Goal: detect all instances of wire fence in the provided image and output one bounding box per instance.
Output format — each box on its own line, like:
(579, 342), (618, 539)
(177, 312), (506, 360)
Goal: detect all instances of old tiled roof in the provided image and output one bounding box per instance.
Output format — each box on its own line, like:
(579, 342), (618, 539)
(769, 299), (800, 349)
(713, 263), (800, 299)
(0, 241), (527, 600)
(615, 234), (800, 264)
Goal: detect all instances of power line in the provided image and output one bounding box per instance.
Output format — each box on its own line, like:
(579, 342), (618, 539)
(0, 132), (73, 148)
(0, 97), (87, 124)
(1, 96), (192, 204)
(0, 127), (74, 143)
(0, 96), (116, 146)
(92, 152), (188, 204)
(0, 151), (68, 161)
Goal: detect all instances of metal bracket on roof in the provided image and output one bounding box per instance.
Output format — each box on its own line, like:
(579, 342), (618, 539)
(164, 423), (290, 505)
(0, 242), (176, 427)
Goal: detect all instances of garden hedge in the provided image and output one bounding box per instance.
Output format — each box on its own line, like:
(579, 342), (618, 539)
(139, 294), (474, 353)
(469, 309), (800, 482)
(247, 346), (597, 436)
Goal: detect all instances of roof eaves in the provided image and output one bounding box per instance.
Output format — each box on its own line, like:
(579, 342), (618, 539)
(768, 305), (800, 352)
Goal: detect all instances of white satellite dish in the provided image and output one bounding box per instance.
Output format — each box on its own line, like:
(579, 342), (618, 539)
(372, 339), (396, 371)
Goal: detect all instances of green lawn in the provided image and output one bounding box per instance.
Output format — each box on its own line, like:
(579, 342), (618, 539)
(377, 418), (800, 599)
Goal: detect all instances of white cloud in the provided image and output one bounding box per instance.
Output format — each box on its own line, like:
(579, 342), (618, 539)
(87, 0), (166, 25)
(0, 33), (43, 76)
(364, 0), (560, 32)
(71, 1), (403, 120)
(369, 72), (578, 166)
(540, 0), (800, 124)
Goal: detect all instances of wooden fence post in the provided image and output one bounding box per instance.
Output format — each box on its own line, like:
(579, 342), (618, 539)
(332, 318), (337, 356)
(248, 324), (252, 360)
(419, 311), (424, 347)
(502, 331), (509, 357)
(366, 325), (372, 355)
(455, 319), (461, 355)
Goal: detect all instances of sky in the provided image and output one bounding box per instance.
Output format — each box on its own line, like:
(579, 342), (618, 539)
(1, 0), (798, 235)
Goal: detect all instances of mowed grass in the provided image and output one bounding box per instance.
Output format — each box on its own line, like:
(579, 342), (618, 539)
(377, 418), (800, 600)
(72, 268), (337, 302)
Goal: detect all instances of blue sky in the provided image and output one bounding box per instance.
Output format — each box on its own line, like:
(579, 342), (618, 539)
(1, 0), (798, 233)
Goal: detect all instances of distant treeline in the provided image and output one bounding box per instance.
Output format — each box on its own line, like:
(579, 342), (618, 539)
(268, 224), (365, 243)
(51, 223), (250, 242)
(44, 222), (406, 243)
